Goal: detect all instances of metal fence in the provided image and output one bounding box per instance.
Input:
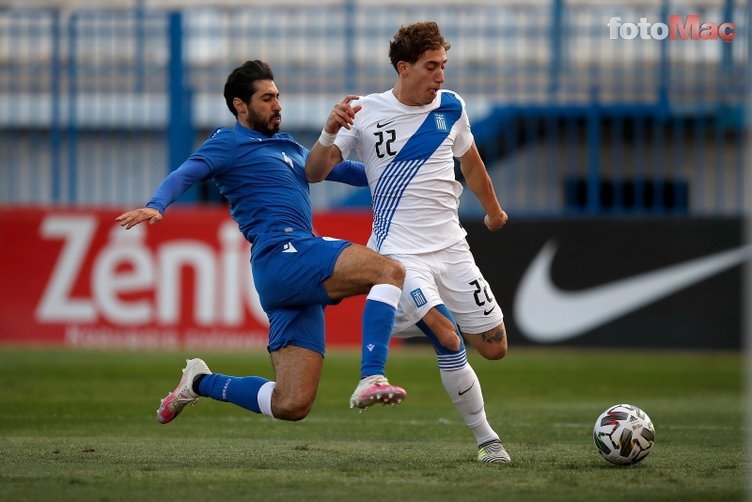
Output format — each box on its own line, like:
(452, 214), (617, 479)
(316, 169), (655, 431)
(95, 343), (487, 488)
(0, 1), (748, 215)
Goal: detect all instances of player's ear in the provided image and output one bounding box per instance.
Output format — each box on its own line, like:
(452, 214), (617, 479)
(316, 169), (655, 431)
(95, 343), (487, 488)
(233, 97), (246, 115)
(397, 61), (409, 76)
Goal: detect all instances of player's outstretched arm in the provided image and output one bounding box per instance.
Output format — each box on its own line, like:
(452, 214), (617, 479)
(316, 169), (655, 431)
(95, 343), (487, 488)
(115, 157), (212, 230)
(306, 95), (361, 183)
(116, 207), (162, 229)
(459, 142), (507, 232)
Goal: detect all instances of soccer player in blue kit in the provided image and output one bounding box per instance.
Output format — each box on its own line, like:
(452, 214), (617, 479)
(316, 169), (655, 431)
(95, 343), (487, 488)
(116, 60), (406, 423)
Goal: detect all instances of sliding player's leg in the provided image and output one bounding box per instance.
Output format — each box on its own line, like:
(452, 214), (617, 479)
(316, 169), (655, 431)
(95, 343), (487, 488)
(158, 304), (326, 423)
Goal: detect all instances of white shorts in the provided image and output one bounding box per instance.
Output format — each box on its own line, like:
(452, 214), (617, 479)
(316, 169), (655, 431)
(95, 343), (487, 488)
(387, 239), (504, 337)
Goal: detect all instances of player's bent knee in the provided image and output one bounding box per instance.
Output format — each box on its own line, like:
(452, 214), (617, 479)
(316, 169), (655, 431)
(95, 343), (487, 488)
(479, 342), (507, 360)
(421, 309), (462, 352)
(441, 332), (462, 352)
(437, 322), (461, 352)
(271, 390), (315, 421)
(273, 398), (313, 421)
(469, 324), (508, 360)
(382, 258), (405, 286)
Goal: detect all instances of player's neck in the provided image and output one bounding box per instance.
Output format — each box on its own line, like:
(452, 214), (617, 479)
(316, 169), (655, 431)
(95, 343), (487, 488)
(391, 85), (422, 107)
(392, 84), (439, 107)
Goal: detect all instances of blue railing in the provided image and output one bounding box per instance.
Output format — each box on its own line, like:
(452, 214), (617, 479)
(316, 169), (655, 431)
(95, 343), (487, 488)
(0, 1), (748, 215)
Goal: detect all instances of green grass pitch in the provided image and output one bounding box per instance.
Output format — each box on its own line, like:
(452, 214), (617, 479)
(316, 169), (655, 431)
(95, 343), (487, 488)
(0, 346), (745, 501)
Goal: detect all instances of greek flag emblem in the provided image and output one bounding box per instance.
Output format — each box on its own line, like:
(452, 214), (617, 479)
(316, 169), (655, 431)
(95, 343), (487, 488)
(410, 288), (427, 307)
(434, 113), (447, 131)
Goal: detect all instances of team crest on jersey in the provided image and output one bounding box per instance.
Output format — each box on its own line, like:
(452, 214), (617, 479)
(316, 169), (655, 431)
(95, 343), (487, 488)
(434, 113), (447, 132)
(281, 152), (294, 169)
(410, 288), (427, 307)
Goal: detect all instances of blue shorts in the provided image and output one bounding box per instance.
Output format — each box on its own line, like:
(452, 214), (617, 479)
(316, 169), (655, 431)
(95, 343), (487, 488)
(266, 304), (327, 355)
(251, 233), (352, 355)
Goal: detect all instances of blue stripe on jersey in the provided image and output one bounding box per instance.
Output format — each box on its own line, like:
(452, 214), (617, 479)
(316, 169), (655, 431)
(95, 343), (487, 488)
(372, 92), (463, 251)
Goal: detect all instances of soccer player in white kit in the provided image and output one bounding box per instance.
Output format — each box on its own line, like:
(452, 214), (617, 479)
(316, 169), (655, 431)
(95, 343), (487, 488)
(306, 22), (511, 463)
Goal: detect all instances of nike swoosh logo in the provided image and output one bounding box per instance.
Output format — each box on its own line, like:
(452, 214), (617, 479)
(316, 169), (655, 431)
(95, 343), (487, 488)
(514, 241), (752, 343)
(376, 119), (396, 128)
(458, 381), (475, 396)
(483, 305), (496, 316)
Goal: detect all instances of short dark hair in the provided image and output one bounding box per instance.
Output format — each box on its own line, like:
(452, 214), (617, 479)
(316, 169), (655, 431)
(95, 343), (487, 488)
(224, 60), (275, 117)
(388, 21), (451, 73)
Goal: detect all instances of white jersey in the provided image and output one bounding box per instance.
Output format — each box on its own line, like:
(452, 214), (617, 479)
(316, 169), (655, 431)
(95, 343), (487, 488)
(335, 89), (474, 255)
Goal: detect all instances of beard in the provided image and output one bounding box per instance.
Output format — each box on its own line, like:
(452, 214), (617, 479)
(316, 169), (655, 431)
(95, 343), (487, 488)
(249, 109), (281, 137)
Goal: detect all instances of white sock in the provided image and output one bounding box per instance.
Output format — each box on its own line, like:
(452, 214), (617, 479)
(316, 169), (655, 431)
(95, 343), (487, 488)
(440, 362), (499, 446)
(257, 381), (276, 418)
(366, 283), (402, 307)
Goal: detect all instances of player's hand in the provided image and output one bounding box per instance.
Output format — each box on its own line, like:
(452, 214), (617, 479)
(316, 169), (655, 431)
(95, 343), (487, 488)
(324, 95), (362, 134)
(484, 210), (507, 232)
(115, 207), (162, 229)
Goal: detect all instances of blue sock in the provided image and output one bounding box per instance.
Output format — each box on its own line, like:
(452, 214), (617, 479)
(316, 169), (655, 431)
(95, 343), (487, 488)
(197, 373), (270, 414)
(360, 298), (396, 378)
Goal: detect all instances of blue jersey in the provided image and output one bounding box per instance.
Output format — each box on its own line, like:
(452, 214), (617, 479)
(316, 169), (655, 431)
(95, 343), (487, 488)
(147, 123), (366, 245)
(144, 123), (364, 355)
(191, 123), (314, 243)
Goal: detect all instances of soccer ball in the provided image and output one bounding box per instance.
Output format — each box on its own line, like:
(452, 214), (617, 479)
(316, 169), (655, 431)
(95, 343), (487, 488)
(593, 403), (655, 465)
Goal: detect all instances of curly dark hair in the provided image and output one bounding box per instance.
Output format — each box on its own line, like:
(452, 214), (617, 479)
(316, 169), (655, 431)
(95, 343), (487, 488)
(224, 60), (275, 117)
(388, 21), (451, 73)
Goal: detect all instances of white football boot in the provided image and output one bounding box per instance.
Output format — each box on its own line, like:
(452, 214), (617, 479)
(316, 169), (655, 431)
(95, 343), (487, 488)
(349, 374), (406, 410)
(157, 358), (211, 424)
(477, 439), (512, 463)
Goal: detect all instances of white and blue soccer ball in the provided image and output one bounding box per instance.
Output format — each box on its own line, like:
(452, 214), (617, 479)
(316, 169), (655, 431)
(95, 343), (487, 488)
(593, 403), (655, 465)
